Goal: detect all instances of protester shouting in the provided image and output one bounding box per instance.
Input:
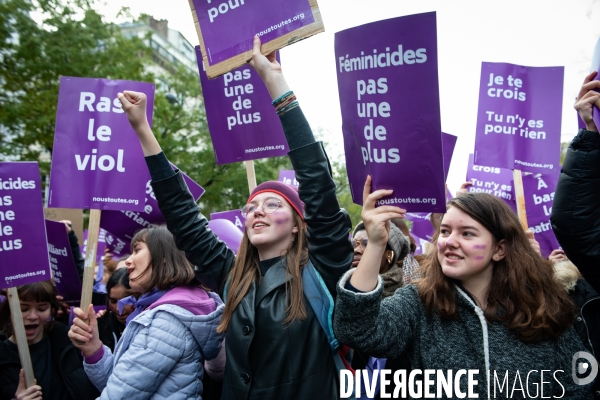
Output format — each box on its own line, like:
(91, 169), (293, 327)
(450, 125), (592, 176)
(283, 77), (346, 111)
(551, 71), (600, 294)
(0, 281), (99, 400)
(68, 226), (225, 399)
(116, 35), (353, 399)
(333, 177), (592, 398)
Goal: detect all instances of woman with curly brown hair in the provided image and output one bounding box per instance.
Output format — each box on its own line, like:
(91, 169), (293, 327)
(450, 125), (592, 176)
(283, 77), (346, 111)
(333, 177), (592, 398)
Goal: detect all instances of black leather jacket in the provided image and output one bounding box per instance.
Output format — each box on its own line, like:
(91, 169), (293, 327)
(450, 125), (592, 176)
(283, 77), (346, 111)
(551, 129), (600, 293)
(152, 139), (353, 400)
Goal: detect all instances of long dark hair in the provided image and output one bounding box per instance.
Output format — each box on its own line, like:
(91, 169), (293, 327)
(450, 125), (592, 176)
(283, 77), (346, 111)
(417, 193), (575, 343)
(0, 281), (67, 337)
(217, 211), (308, 333)
(129, 225), (196, 292)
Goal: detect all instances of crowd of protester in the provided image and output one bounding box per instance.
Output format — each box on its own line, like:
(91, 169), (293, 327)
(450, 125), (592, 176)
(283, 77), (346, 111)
(0, 38), (599, 399)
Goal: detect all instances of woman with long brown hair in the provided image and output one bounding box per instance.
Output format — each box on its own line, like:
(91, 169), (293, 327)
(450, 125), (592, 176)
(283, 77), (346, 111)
(113, 36), (353, 399)
(333, 177), (592, 398)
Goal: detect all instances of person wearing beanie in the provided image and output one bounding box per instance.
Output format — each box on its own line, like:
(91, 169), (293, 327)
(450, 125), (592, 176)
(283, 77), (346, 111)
(115, 35), (352, 400)
(352, 221), (409, 297)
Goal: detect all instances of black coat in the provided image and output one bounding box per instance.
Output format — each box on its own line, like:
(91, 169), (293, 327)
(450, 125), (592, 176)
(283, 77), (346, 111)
(0, 322), (99, 400)
(571, 279), (600, 399)
(551, 128), (600, 293)
(152, 141), (353, 400)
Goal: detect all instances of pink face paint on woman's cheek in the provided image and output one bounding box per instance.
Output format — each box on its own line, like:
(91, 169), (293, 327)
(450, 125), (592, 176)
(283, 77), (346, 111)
(475, 256), (485, 260)
(472, 245), (487, 250)
(273, 216), (291, 225)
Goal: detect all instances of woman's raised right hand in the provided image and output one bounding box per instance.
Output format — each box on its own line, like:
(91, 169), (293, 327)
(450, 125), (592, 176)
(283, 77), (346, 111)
(68, 304), (103, 356)
(118, 90), (149, 131)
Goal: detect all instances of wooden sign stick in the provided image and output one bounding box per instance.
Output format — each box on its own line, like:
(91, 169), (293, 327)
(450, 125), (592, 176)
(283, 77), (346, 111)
(245, 160), (257, 192)
(7, 287), (35, 387)
(512, 169), (528, 231)
(79, 209), (102, 319)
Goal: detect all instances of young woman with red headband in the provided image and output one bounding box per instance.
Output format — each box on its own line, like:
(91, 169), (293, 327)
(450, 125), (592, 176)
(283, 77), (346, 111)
(115, 36), (353, 400)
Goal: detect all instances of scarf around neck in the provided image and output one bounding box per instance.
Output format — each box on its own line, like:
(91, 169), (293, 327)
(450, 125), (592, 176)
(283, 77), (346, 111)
(118, 288), (169, 326)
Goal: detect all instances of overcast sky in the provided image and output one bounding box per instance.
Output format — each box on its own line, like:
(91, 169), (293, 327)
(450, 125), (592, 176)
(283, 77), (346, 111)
(100, 0), (600, 193)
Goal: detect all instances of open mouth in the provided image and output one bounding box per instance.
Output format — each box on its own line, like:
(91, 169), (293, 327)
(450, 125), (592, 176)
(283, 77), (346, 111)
(253, 222), (270, 229)
(24, 324), (39, 335)
(352, 255), (362, 266)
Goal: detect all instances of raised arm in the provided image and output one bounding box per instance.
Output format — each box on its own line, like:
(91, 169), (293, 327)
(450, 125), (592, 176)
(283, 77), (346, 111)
(551, 72), (600, 292)
(118, 92), (235, 293)
(248, 36), (354, 296)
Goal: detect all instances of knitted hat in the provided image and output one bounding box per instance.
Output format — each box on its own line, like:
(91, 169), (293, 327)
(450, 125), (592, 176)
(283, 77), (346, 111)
(247, 181), (305, 219)
(353, 221), (410, 265)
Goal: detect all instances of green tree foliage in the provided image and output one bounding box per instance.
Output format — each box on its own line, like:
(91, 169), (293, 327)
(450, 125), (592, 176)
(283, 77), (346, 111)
(0, 0), (153, 175)
(0, 0), (294, 215)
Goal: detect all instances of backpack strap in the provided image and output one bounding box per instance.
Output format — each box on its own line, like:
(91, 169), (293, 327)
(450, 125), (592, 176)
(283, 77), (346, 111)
(301, 260), (339, 351)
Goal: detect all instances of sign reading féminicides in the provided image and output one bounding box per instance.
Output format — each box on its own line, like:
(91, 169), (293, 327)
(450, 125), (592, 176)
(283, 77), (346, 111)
(196, 47), (288, 164)
(45, 220), (81, 305)
(0, 163), (51, 289)
(335, 12), (445, 212)
(474, 62), (563, 174)
(49, 77), (155, 211)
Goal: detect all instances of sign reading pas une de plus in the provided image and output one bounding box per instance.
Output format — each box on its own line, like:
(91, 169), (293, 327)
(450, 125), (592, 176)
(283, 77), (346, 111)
(335, 12), (445, 212)
(49, 77), (155, 211)
(196, 47), (288, 164)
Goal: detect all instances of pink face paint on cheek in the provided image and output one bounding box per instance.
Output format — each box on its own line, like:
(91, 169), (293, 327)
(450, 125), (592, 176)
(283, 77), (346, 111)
(475, 256), (485, 260)
(273, 216), (291, 225)
(472, 245), (487, 250)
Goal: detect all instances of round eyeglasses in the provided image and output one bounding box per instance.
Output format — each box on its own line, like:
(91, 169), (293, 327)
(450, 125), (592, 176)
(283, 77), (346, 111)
(241, 197), (289, 218)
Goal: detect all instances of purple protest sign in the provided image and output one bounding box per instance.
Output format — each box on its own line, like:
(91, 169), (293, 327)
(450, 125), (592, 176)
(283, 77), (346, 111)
(196, 47), (288, 164)
(208, 219), (243, 254)
(466, 154), (517, 212)
(591, 37), (600, 130)
(104, 231), (131, 258)
(474, 62), (563, 174)
(442, 132), (457, 182)
(335, 13), (445, 212)
(81, 229), (107, 268)
(405, 213), (434, 242)
(0, 162), (51, 289)
(277, 170), (298, 187)
(100, 167), (204, 241)
(191, 0), (315, 66)
(45, 220), (82, 305)
(49, 77), (155, 211)
(522, 173), (561, 258)
(210, 209), (245, 233)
